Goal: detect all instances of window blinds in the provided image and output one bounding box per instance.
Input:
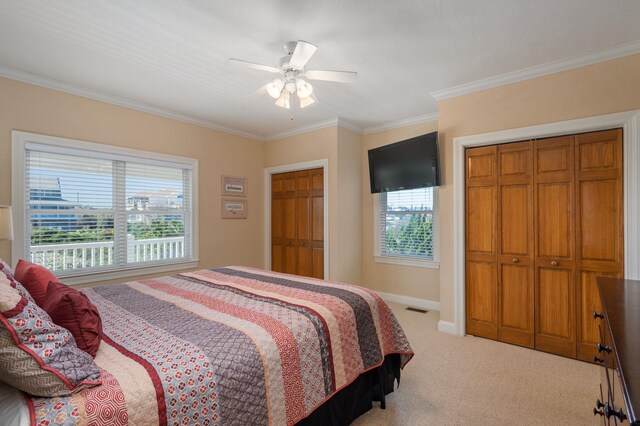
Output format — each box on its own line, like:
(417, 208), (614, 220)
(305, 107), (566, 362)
(379, 187), (434, 259)
(24, 144), (193, 275)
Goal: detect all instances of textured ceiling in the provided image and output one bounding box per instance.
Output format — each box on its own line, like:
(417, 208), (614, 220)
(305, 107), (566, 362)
(1, 1), (640, 139)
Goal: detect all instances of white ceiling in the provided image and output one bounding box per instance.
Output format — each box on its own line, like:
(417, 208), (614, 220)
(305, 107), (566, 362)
(1, 1), (640, 140)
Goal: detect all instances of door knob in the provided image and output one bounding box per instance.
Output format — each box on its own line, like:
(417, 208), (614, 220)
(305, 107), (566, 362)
(592, 311), (604, 320)
(512, 258), (519, 264)
(597, 343), (612, 354)
(605, 405), (627, 421)
(550, 261), (558, 266)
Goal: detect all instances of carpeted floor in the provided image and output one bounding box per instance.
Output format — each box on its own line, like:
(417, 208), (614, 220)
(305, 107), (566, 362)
(354, 302), (600, 425)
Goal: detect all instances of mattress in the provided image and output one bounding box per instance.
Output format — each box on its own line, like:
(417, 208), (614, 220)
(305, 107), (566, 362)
(13, 266), (414, 425)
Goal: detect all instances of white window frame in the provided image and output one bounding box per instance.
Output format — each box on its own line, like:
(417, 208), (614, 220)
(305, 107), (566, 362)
(11, 131), (199, 285)
(373, 187), (439, 269)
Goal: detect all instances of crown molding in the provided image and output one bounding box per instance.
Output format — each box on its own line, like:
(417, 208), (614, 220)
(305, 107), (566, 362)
(362, 113), (438, 134)
(336, 118), (362, 134)
(431, 39), (640, 101)
(265, 117), (342, 141)
(0, 65), (441, 143)
(0, 65), (266, 141)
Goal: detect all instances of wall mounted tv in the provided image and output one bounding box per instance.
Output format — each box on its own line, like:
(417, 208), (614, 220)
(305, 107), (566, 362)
(368, 131), (440, 194)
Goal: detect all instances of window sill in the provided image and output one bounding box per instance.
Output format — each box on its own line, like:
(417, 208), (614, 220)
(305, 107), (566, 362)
(54, 259), (200, 286)
(373, 256), (439, 269)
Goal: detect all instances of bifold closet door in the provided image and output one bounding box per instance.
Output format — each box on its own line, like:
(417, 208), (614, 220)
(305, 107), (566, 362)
(271, 169), (324, 279)
(575, 129), (623, 362)
(466, 130), (623, 360)
(534, 136), (577, 358)
(465, 146), (498, 340)
(497, 142), (534, 348)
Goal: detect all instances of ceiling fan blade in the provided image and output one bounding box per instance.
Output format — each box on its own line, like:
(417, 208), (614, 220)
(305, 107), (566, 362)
(305, 69), (357, 83)
(227, 58), (280, 73)
(289, 41), (318, 69)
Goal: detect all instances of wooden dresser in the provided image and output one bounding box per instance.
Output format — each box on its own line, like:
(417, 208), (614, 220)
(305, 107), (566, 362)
(594, 278), (639, 425)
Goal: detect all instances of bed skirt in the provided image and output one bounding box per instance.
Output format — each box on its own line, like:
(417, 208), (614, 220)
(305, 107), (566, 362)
(296, 354), (403, 426)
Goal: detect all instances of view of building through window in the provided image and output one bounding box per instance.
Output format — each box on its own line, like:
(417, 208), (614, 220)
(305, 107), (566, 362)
(25, 148), (192, 273)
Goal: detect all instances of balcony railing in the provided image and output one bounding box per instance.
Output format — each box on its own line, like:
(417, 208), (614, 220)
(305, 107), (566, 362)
(30, 236), (185, 272)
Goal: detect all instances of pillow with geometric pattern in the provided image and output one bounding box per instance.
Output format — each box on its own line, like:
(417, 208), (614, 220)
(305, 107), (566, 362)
(0, 259), (36, 305)
(0, 282), (101, 397)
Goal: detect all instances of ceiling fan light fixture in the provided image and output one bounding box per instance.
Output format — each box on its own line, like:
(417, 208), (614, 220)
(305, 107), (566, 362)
(275, 90), (291, 109)
(296, 78), (313, 99)
(229, 40), (357, 110)
(266, 79), (284, 99)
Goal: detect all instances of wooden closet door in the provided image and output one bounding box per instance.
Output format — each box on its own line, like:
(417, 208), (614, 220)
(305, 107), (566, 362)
(497, 142), (534, 348)
(465, 146), (498, 340)
(271, 169), (324, 279)
(534, 136), (576, 358)
(575, 129), (623, 362)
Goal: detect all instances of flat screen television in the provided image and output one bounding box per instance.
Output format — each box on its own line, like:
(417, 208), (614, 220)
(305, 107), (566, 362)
(368, 131), (440, 194)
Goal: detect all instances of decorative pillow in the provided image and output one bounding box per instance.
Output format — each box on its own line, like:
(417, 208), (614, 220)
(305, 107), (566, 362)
(0, 283), (101, 397)
(13, 260), (57, 307)
(0, 259), (36, 304)
(0, 258), (15, 277)
(43, 281), (103, 357)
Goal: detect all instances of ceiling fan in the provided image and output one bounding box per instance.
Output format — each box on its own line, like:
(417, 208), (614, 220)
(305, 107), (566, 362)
(228, 40), (357, 109)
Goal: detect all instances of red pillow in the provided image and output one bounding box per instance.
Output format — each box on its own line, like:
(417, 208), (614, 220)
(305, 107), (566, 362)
(13, 260), (57, 307)
(42, 281), (103, 357)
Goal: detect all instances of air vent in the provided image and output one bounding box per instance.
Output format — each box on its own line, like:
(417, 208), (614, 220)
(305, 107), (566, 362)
(406, 307), (428, 314)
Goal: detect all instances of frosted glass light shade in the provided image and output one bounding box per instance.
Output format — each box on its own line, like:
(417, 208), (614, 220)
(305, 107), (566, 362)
(296, 78), (313, 99)
(275, 91), (291, 109)
(0, 206), (13, 241)
(266, 79), (284, 99)
(299, 95), (315, 108)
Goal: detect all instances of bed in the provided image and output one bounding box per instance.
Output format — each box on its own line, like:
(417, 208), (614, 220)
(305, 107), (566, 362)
(1, 266), (413, 426)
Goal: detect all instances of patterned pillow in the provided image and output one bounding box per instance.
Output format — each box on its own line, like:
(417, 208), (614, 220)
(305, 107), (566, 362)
(0, 259), (36, 304)
(0, 258), (14, 276)
(0, 283), (101, 397)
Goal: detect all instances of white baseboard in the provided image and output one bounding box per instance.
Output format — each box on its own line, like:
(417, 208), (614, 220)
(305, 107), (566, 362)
(437, 320), (459, 335)
(376, 291), (440, 311)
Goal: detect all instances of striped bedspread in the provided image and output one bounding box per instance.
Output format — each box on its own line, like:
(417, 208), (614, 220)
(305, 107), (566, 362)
(26, 266), (414, 426)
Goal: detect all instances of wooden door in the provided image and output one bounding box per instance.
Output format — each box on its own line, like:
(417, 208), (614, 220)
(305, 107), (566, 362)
(497, 142), (535, 348)
(465, 146), (498, 340)
(271, 168), (324, 279)
(575, 129), (623, 362)
(534, 136), (577, 358)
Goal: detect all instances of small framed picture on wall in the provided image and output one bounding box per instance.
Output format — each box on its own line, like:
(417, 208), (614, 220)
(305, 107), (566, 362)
(221, 175), (247, 197)
(221, 198), (247, 219)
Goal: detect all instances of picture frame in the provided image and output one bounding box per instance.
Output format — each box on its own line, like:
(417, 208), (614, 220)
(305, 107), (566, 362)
(221, 175), (247, 197)
(221, 198), (247, 219)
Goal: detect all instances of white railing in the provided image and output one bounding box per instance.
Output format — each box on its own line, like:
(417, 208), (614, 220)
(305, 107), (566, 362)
(30, 236), (185, 272)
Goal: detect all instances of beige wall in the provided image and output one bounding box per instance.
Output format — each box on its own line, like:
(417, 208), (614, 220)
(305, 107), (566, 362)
(437, 53), (640, 323)
(264, 126), (363, 284)
(0, 77), (265, 285)
(360, 121), (440, 302)
(5, 52), (638, 310)
(264, 127), (339, 279)
(335, 127), (362, 284)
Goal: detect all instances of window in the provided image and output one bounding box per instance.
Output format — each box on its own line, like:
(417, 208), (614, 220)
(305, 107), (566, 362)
(375, 187), (438, 268)
(12, 132), (198, 282)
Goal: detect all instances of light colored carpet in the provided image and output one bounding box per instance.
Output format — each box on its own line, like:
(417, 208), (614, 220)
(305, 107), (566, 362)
(354, 302), (600, 426)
